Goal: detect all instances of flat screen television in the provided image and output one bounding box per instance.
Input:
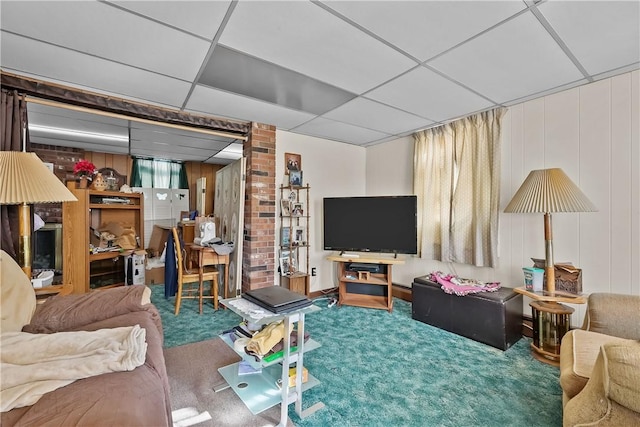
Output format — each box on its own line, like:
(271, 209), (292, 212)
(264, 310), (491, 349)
(323, 195), (418, 255)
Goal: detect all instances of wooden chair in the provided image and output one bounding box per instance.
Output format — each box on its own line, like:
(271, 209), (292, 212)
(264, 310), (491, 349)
(172, 227), (219, 315)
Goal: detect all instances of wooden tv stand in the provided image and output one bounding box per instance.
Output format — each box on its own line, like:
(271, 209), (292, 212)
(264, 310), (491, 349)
(327, 255), (405, 312)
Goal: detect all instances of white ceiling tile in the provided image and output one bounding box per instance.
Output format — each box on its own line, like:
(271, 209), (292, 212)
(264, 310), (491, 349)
(2, 0), (638, 152)
(0, 1), (210, 81)
(186, 85), (316, 130)
(324, 1), (526, 61)
(27, 103), (129, 137)
(29, 135), (130, 155)
(1, 33), (192, 108)
(110, 1), (231, 40)
(219, 1), (416, 93)
(538, 1), (640, 75)
(429, 11), (585, 104)
(323, 97), (434, 135)
(293, 117), (390, 146)
(130, 129), (230, 151)
(366, 67), (495, 122)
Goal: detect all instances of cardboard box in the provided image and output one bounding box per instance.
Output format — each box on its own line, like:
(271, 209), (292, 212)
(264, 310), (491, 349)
(145, 256), (165, 286)
(145, 266), (165, 286)
(147, 225), (171, 257)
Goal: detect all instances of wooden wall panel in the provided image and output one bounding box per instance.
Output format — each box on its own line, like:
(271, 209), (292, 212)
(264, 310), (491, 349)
(610, 74), (633, 294)
(632, 70), (640, 296)
(579, 80), (612, 297)
(499, 71), (640, 326)
(544, 88), (581, 275)
(184, 162), (223, 215)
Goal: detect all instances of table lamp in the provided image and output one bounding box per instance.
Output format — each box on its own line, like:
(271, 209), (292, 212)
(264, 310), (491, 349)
(0, 151), (77, 278)
(504, 168), (596, 294)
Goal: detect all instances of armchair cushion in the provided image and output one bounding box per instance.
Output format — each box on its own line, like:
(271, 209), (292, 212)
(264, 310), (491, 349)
(23, 285), (152, 334)
(605, 341), (640, 413)
(0, 250), (36, 334)
(563, 340), (640, 426)
(560, 329), (633, 400)
(583, 293), (640, 340)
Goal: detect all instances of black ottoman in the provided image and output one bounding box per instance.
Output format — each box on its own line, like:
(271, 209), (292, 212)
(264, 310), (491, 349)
(411, 276), (523, 350)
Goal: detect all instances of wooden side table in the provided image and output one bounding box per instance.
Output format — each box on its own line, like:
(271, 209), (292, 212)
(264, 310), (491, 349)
(514, 287), (587, 366)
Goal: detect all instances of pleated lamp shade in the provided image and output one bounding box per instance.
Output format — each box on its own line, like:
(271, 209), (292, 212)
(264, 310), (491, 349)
(0, 151), (77, 204)
(504, 168), (597, 214)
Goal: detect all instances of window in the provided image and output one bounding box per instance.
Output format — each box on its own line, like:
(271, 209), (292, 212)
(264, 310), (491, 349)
(131, 158), (188, 189)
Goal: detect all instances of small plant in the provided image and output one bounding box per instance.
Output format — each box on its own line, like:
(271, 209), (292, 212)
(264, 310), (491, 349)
(73, 159), (96, 179)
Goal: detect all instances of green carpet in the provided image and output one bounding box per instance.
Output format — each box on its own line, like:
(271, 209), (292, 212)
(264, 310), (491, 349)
(152, 285), (562, 427)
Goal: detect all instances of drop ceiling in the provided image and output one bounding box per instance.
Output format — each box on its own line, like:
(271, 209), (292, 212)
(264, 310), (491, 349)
(1, 0), (638, 163)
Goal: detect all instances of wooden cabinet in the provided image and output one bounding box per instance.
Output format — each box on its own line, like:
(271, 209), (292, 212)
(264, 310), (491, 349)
(279, 184), (310, 295)
(62, 183), (144, 294)
(327, 255), (405, 312)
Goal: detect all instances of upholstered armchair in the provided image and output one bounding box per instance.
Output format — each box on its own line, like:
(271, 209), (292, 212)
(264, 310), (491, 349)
(559, 293), (640, 427)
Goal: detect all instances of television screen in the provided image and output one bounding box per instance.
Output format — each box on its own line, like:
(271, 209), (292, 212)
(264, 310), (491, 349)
(323, 195), (418, 255)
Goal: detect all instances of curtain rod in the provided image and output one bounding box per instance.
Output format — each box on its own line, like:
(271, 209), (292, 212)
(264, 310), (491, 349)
(25, 96), (248, 142)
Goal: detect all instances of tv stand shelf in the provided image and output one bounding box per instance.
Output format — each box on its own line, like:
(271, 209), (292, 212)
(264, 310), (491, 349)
(327, 255), (405, 312)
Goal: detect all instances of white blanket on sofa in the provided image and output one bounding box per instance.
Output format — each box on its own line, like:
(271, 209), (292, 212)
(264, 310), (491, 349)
(0, 325), (147, 412)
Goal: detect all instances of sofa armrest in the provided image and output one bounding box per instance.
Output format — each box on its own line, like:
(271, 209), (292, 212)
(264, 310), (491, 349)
(583, 293), (640, 340)
(563, 341), (640, 427)
(23, 285), (153, 334)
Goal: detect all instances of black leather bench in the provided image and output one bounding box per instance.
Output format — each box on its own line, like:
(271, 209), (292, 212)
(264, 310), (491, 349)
(411, 276), (523, 350)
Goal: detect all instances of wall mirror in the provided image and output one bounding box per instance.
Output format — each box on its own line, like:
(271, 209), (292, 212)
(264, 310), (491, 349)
(27, 100), (245, 164)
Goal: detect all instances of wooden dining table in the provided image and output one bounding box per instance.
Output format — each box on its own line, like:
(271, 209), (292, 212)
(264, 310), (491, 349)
(185, 244), (230, 309)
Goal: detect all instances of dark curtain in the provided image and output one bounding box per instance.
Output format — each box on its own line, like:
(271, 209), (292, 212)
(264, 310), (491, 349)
(1, 89), (29, 259)
(164, 231), (178, 299)
(178, 164), (189, 189)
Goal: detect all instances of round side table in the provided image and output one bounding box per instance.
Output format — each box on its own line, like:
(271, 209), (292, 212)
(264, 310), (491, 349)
(530, 300), (573, 366)
(514, 287), (587, 366)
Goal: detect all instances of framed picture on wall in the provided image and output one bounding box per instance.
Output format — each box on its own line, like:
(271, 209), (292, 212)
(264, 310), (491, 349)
(285, 152), (301, 175)
(279, 249), (297, 275)
(291, 202), (304, 217)
(281, 200), (291, 216)
(289, 170), (303, 187)
(280, 227), (291, 246)
(293, 226), (306, 245)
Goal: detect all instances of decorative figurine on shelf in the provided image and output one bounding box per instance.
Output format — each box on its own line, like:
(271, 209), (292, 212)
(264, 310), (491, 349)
(105, 171), (119, 191)
(91, 172), (108, 191)
(73, 159), (96, 189)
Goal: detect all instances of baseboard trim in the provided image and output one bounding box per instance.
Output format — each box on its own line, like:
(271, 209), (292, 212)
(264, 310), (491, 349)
(392, 284), (412, 302)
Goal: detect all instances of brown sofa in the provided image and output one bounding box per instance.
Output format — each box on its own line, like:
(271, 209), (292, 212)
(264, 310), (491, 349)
(0, 250), (172, 426)
(559, 293), (640, 426)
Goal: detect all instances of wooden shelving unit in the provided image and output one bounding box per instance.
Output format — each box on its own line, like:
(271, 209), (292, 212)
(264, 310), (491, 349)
(62, 183), (144, 294)
(327, 255), (405, 312)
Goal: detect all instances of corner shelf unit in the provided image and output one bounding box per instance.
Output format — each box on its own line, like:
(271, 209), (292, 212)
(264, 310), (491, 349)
(62, 184), (144, 294)
(217, 297), (324, 427)
(279, 184), (310, 295)
(327, 255), (405, 312)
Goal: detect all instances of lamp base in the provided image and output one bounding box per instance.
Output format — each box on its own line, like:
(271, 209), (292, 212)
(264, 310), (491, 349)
(18, 203), (32, 279)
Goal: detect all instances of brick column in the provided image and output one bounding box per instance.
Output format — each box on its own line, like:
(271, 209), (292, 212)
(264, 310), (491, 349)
(242, 122), (276, 292)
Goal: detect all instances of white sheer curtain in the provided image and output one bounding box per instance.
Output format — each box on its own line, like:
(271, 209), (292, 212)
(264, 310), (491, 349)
(413, 108), (505, 267)
(153, 160), (172, 188)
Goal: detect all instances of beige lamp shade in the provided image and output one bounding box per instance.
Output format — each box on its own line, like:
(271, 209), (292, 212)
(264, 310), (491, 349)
(504, 168), (597, 214)
(0, 151), (77, 204)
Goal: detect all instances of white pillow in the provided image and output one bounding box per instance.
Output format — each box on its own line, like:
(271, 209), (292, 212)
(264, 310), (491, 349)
(1, 250), (36, 333)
